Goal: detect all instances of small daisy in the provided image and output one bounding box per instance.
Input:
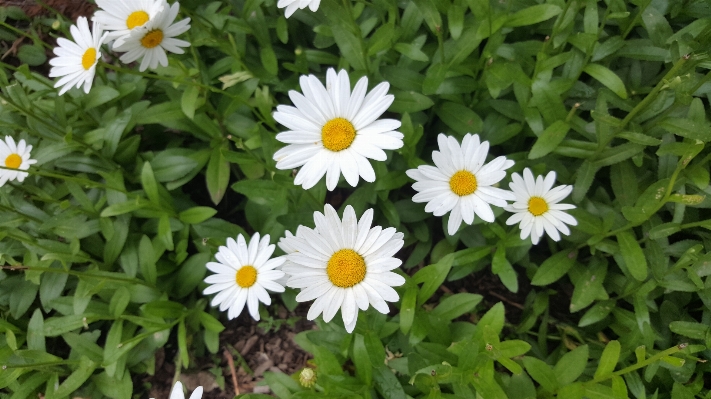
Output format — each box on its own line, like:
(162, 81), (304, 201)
(277, 0), (321, 18)
(48, 17), (107, 95)
(282, 204), (405, 333)
(0, 136), (37, 187)
(113, 2), (191, 71)
(203, 233), (286, 321)
(93, 0), (166, 47)
(406, 133), (515, 235)
(151, 382), (202, 399)
(505, 168), (578, 244)
(273, 69), (403, 191)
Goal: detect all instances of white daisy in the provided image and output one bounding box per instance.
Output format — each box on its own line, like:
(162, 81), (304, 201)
(203, 233), (286, 321)
(152, 382), (202, 399)
(113, 2), (191, 72)
(281, 204), (405, 333)
(93, 0), (166, 47)
(406, 133), (516, 236)
(273, 68), (403, 191)
(277, 0), (321, 18)
(505, 168), (578, 245)
(0, 136), (37, 187)
(48, 17), (107, 96)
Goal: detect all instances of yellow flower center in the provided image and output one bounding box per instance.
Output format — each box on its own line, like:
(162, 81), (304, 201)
(126, 10), (150, 29)
(528, 197), (549, 216)
(449, 170), (478, 196)
(322, 118), (356, 152)
(4, 153), (21, 169)
(235, 266), (257, 288)
(326, 249), (366, 288)
(141, 30), (164, 49)
(81, 48), (96, 70)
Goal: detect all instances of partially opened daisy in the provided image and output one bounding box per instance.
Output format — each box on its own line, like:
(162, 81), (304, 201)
(278, 0), (321, 18)
(0, 136), (37, 187)
(406, 133), (515, 235)
(273, 69), (403, 191)
(113, 2), (191, 71)
(93, 0), (166, 47)
(203, 233), (285, 321)
(505, 168), (577, 244)
(152, 381), (202, 399)
(48, 17), (107, 95)
(282, 204), (405, 333)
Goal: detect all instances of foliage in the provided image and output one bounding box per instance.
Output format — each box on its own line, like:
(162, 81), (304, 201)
(0, 0), (711, 398)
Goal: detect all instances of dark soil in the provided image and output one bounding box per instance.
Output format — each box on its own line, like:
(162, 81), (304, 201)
(4, 0), (95, 20)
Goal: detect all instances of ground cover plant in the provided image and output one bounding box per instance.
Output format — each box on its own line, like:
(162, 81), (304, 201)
(0, 0), (710, 398)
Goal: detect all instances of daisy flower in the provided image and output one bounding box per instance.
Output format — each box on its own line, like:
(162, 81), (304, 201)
(273, 69), (403, 191)
(203, 233), (286, 321)
(281, 204), (405, 333)
(48, 17), (107, 95)
(277, 0), (321, 18)
(0, 136), (37, 187)
(505, 168), (578, 244)
(113, 2), (191, 71)
(93, 0), (166, 47)
(406, 133), (515, 236)
(151, 382), (202, 399)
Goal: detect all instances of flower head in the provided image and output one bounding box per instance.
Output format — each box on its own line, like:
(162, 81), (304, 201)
(48, 17), (107, 95)
(505, 168), (577, 244)
(299, 368), (317, 388)
(0, 136), (37, 187)
(154, 382), (201, 399)
(277, 0), (321, 18)
(281, 204), (405, 333)
(203, 233), (285, 321)
(273, 69), (403, 191)
(93, 0), (166, 47)
(406, 133), (515, 235)
(113, 2), (191, 71)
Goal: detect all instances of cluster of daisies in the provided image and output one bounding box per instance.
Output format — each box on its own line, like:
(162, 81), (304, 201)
(49, 0), (190, 95)
(202, 68), (578, 334)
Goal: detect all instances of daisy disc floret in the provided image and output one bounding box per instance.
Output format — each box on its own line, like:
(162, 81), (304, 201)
(505, 168), (578, 244)
(93, 0), (166, 47)
(113, 2), (191, 71)
(0, 136), (37, 187)
(277, 0), (321, 18)
(48, 17), (107, 95)
(406, 133), (515, 235)
(281, 204), (405, 333)
(273, 69), (404, 191)
(203, 233), (285, 321)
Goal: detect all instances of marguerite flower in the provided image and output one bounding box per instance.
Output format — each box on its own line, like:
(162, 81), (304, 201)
(505, 168), (577, 244)
(281, 204), (405, 333)
(48, 17), (107, 95)
(278, 0), (321, 18)
(0, 136), (37, 187)
(273, 69), (403, 191)
(406, 133), (515, 235)
(203, 233), (285, 321)
(93, 0), (166, 47)
(113, 2), (190, 71)
(151, 382), (202, 399)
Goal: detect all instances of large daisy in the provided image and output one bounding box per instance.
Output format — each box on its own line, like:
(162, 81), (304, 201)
(0, 136), (37, 187)
(113, 2), (191, 71)
(273, 69), (403, 191)
(48, 17), (107, 95)
(281, 204), (405, 333)
(277, 0), (321, 18)
(203, 233), (285, 321)
(93, 0), (166, 47)
(406, 133), (515, 235)
(505, 168), (577, 244)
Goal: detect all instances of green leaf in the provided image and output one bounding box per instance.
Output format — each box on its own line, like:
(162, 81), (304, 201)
(594, 340), (620, 379)
(531, 250), (577, 286)
(181, 85), (199, 119)
(100, 199), (147, 217)
(17, 44), (46, 66)
(141, 162), (160, 205)
(139, 235), (157, 285)
(27, 309), (45, 352)
(659, 118), (711, 142)
(436, 102), (484, 134)
(199, 311), (225, 333)
(506, 4), (562, 27)
(178, 207), (217, 224)
(84, 86), (120, 110)
(52, 357), (97, 397)
(352, 334), (373, 385)
(529, 121), (570, 159)
(411, 0), (442, 33)
(394, 42), (429, 62)
(492, 246), (517, 292)
(522, 357), (558, 392)
(617, 230), (648, 281)
(573, 160), (599, 203)
(578, 300), (615, 327)
(399, 286), (417, 334)
(390, 91), (435, 113)
(583, 64), (628, 99)
(554, 345), (589, 385)
(413, 254), (453, 304)
(373, 365), (406, 399)
(431, 293), (483, 321)
(206, 145), (230, 205)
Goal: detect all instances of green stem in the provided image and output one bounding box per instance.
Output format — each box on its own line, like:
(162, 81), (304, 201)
(0, 203), (43, 223)
(586, 344), (685, 385)
(621, 0), (652, 40)
(0, 165), (128, 194)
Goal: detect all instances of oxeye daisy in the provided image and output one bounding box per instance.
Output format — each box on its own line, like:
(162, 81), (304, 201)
(0, 136), (37, 187)
(93, 0), (166, 47)
(203, 233), (286, 321)
(154, 382), (202, 399)
(113, 2), (191, 71)
(277, 0), (321, 18)
(505, 168), (578, 244)
(406, 133), (516, 236)
(273, 68), (403, 191)
(281, 204), (405, 333)
(48, 17), (107, 95)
